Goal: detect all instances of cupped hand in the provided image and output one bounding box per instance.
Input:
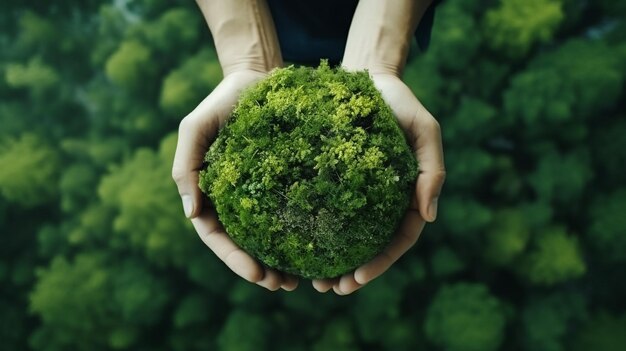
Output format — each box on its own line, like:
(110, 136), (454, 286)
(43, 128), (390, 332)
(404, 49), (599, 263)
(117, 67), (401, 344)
(312, 73), (446, 295)
(172, 70), (299, 291)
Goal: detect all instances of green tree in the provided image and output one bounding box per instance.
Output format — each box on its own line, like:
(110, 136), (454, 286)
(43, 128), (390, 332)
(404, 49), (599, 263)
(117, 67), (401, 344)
(425, 283), (506, 351)
(522, 292), (587, 351)
(484, 0), (564, 57)
(354, 269), (412, 345)
(430, 246), (466, 277)
(0, 0), (624, 350)
(313, 319), (359, 351)
(587, 189), (626, 263)
(572, 313), (626, 351)
(0, 133), (60, 206)
(483, 209), (530, 266)
(217, 310), (269, 351)
(30, 253), (170, 350)
(518, 226), (586, 285)
(5, 57), (59, 96)
(159, 48), (222, 116)
(105, 40), (155, 90)
(98, 133), (194, 267)
(504, 39), (623, 132)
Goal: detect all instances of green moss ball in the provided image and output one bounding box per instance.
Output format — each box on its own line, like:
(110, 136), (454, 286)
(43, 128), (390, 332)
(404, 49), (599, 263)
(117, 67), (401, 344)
(199, 62), (417, 279)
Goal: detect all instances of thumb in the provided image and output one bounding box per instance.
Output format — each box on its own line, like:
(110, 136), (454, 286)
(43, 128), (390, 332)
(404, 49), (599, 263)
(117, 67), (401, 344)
(172, 116), (215, 218)
(413, 113), (445, 222)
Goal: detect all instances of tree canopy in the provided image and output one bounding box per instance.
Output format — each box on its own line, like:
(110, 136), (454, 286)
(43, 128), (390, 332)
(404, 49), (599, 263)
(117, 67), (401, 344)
(0, 0), (624, 350)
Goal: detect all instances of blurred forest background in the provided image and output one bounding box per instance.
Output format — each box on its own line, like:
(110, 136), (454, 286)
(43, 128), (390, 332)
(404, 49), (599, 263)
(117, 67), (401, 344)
(1, 0), (625, 350)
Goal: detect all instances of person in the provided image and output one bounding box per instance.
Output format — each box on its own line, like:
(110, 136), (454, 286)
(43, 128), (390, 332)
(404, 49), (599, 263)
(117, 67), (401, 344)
(172, 0), (446, 295)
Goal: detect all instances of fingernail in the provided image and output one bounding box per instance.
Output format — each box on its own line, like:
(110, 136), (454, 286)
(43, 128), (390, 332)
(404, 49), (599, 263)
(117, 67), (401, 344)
(182, 195), (193, 218)
(428, 197), (439, 221)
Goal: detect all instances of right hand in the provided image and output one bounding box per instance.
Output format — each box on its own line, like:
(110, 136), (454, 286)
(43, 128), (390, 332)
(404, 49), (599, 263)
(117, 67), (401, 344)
(172, 70), (299, 291)
(312, 74), (445, 295)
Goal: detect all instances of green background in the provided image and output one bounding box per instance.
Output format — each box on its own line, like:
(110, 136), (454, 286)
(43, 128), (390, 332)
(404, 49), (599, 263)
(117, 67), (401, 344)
(1, 0), (625, 350)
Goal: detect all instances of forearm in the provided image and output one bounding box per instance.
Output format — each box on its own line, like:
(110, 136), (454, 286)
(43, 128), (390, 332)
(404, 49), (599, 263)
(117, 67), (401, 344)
(196, 0), (282, 75)
(342, 0), (433, 76)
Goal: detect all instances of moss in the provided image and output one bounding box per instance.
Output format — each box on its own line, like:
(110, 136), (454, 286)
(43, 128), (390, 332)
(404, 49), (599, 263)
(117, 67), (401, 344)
(199, 62), (417, 279)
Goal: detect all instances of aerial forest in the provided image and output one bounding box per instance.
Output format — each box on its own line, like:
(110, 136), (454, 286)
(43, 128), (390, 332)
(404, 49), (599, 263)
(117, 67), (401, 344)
(0, 0), (625, 350)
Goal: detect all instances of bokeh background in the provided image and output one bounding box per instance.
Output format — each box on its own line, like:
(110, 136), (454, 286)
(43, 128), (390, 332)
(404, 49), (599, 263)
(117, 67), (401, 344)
(1, 0), (625, 350)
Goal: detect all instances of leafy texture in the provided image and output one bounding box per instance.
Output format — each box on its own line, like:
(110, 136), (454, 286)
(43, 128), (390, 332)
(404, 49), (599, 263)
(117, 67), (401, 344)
(1, 0), (625, 350)
(0, 134), (59, 207)
(518, 226), (586, 286)
(484, 0), (564, 57)
(425, 283), (506, 351)
(199, 63), (417, 278)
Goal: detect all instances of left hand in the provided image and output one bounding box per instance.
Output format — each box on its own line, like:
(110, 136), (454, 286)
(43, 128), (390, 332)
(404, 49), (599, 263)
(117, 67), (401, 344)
(312, 74), (446, 294)
(172, 70), (299, 291)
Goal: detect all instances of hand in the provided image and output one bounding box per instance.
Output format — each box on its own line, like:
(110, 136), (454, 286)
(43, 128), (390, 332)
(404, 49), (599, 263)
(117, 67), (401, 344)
(172, 70), (299, 291)
(312, 74), (445, 294)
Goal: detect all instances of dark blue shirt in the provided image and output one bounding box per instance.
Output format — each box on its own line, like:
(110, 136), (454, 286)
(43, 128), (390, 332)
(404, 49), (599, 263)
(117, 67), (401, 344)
(267, 0), (440, 65)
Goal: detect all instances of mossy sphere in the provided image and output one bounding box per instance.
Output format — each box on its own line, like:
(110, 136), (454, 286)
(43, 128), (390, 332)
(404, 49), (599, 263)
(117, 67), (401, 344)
(199, 62), (417, 279)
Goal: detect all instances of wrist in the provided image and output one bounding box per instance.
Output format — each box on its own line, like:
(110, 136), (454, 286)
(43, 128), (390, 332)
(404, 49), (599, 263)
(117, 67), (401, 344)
(221, 69), (268, 83)
(197, 0), (282, 76)
(341, 0), (432, 76)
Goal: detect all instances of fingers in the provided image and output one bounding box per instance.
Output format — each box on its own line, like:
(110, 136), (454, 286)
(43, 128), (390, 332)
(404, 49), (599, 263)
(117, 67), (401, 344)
(191, 207), (299, 291)
(313, 210), (424, 295)
(354, 209), (425, 285)
(325, 203), (425, 295)
(256, 269), (282, 291)
(334, 274), (363, 295)
(191, 208), (265, 282)
(411, 104), (445, 222)
(172, 114), (219, 219)
(314, 208), (425, 295)
(280, 273), (300, 291)
(312, 278), (336, 293)
(371, 75), (445, 222)
(258, 270), (300, 291)
(171, 74), (252, 219)
(178, 73), (301, 291)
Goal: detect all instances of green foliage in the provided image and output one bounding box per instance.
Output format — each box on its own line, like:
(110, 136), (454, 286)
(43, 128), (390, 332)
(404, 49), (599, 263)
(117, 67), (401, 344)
(425, 283), (506, 351)
(30, 254), (170, 350)
(441, 196), (493, 238)
(98, 133), (194, 267)
(522, 293), (587, 351)
(159, 49), (222, 116)
(59, 163), (98, 213)
(504, 39), (623, 129)
(430, 246), (466, 277)
(518, 227), (586, 285)
(105, 40), (154, 89)
(217, 310), (269, 351)
(354, 269), (412, 344)
(5, 57), (59, 95)
(1, 0), (625, 350)
(0, 133), (59, 206)
(483, 209), (530, 266)
(428, 3), (481, 71)
(132, 7), (200, 52)
(200, 63), (417, 278)
(14, 11), (60, 53)
(172, 293), (211, 329)
(588, 189), (626, 263)
(313, 319), (359, 351)
(592, 119), (626, 187)
(528, 146), (592, 205)
(484, 0), (564, 57)
(443, 97), (497, 145)
(572, 313), (626, 351)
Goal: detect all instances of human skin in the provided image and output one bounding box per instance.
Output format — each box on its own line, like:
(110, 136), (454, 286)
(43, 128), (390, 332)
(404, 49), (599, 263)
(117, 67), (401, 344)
(172, 0), (445, 294)
(313, 0), (446, 295)
(173, 0), (298, 291)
